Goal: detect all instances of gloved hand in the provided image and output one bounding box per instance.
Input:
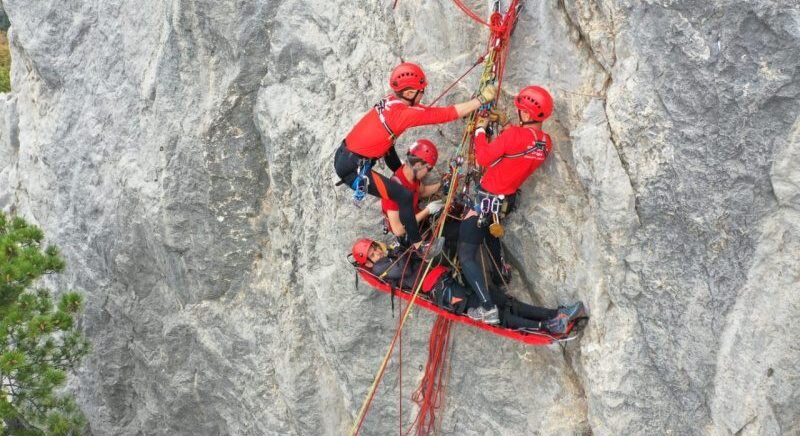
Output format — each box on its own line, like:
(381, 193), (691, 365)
(424, 199), (445, 215)
(489, 109), (509, 126)
(478, 84), (497, 104)
(474, 115), (489, 130)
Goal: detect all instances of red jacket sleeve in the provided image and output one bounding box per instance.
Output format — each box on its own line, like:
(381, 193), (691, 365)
(475, 129), (511, 167)
(392, 105), (459, 132)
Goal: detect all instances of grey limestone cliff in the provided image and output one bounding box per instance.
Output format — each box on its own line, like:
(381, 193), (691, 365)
(0, 0), (798, 435)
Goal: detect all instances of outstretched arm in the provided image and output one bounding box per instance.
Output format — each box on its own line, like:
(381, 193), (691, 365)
(454, 85), (497, 117)
(387, 209), (431, 237)
(453, 98), (482, 117)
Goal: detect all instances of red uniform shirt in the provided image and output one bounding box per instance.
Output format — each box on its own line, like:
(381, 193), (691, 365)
(381, 167), (421, 234)
(345, 96), (459, 158)
(475, 125), (552, 195)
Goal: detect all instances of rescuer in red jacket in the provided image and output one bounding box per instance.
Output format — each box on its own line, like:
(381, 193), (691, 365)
(380, 139), (462, 257)
(381, 139), (443, 238)
(335, 62), (496, 254)
(459, 85), (555, 324)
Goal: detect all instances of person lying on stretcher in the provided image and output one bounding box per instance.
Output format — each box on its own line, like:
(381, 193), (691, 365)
(351, 238), (585, 333)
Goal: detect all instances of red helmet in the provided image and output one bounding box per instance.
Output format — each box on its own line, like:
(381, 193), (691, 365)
(390, 62), (427, 92)
(352, 238), (375, 266)
(514, 86), (554, 121)
(408, 139), (438, 167)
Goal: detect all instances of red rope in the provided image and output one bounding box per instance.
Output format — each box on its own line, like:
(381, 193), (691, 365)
(451, 0), (506, 33)
(394, 1), (510, 36)
(404, 316), (453, 435)
(429, 50), (490, 106)
(478, 1), (520, 106)
(398, 7), (521, 434)
(352, 235), (439, 435)
(494, 1), (521, 102)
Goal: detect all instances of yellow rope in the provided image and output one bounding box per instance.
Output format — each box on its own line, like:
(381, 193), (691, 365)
(349, 259), (435, 435)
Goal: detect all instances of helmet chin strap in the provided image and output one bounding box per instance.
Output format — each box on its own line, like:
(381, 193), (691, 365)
(518, 109), (537, 126)
(401, 89), (422, 106)
(412, 166), (422, 181)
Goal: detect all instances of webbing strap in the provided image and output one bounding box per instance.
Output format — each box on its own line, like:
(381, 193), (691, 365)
(489, 130), (547, 167)
(374, 99), (398, 142)
(371, 170), (391, 202)
(488, 141), (548, 167)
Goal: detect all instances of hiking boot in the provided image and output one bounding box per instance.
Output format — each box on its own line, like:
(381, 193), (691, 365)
(560, 301), (587, 320)
(544, 301), (586, 334)
(466, 305), (500, 325)
(416, 237), (444, 258)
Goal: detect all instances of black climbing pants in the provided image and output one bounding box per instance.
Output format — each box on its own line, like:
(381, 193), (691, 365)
(437, 279), (558, 330)
(492, 287), (557, 330)
(431, 278), (471, 314)
(457, 214), (503, 309)
(334, 141), (422, 243)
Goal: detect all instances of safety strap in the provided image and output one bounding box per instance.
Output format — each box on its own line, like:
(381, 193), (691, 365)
(489, 130), (548, 167)
(374, 99), (398, 143)
(371, 170), (391, 202)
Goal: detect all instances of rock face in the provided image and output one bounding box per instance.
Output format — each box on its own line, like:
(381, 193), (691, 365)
(1, 1), (798, 435)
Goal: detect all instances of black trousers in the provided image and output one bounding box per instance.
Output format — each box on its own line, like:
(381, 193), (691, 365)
(457, 215), (502, 309)
(334, 142), (422, 243)
(491, 287), (557, 330)
(435, 280), (557, 330)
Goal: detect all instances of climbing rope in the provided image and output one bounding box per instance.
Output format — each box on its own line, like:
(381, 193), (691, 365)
(428, 49), (489, 106)
(400, 3), (523, 435)
(452, 0), (506, 33)
(350, 242), (439, 436)
(404, 316), (453, 436)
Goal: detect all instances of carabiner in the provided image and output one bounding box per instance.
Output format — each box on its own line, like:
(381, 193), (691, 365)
(490, 197), (501, 214)
(480, 197), (493, 214)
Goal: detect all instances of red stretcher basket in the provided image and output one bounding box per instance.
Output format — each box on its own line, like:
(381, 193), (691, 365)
(354, 266), (584, 346)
